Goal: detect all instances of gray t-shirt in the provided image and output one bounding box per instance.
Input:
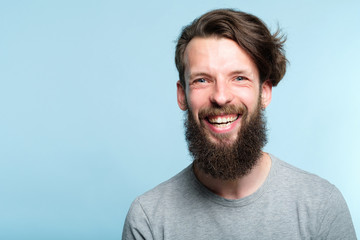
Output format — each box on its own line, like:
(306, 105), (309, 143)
(122, 154), (356, 239)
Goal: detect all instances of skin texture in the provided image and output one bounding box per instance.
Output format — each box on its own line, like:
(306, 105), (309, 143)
(177, 37), (273, 199)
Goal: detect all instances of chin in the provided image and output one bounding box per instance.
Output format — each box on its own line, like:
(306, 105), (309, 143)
(206, 132), (239, 145)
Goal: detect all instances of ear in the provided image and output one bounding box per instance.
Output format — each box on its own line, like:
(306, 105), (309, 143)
(261, 80), (272, 108)
(177, 81), (188, 111)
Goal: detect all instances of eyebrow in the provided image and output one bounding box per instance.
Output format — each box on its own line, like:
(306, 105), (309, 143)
(228, 70), (251, 76)
(188, 72), (212, 80)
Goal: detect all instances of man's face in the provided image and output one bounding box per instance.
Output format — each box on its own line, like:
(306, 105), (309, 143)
(177, 37), (272, 146)
(177, 37), (272, 180)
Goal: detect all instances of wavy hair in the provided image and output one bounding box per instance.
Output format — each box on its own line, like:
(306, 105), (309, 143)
(175, 9), (287, 87)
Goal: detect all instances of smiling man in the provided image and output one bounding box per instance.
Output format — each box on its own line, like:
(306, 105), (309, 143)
(122, 9), (356, 239)
(179, 37), (271, 186)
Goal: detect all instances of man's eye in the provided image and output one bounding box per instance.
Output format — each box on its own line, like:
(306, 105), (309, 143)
(196, 78), (206, 83)
(235, 76), (244, 81)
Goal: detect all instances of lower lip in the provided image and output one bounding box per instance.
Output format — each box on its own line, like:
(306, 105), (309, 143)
(203, 115), (241, 134)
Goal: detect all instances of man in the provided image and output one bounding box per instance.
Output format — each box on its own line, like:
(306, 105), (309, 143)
(122, 9), (356, 239)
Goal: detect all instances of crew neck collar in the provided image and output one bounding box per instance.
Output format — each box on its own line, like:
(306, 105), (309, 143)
(188, 153), (278, 207)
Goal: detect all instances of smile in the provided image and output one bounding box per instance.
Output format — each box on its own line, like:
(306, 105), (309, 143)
(206, 114), (239, 128)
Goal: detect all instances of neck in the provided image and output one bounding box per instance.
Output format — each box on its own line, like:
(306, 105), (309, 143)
(193, 152), (271, 199)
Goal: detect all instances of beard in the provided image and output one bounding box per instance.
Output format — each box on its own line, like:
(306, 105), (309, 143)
(184, 100), (267, 180)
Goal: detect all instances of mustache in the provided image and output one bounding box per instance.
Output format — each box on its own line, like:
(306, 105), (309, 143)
(198, 104), (247, 119)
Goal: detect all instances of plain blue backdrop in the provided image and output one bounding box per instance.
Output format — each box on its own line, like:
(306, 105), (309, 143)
(0, 0), (359, 239)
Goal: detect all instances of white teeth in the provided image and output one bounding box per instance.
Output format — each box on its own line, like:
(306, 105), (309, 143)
(214, 122), (232, 128)
(208, 115), (238, 124)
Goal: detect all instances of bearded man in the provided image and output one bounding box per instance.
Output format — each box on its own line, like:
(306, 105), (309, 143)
(122, 9), (356, 240)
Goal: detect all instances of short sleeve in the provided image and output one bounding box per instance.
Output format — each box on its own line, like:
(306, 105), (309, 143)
(122, 198), (154, 240)
(317, 186), (357, 240)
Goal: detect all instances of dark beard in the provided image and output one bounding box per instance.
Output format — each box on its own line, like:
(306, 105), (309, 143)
(184, 102), (267, 180)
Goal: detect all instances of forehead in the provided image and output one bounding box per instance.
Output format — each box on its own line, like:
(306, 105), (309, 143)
(184, 37), (259, 81)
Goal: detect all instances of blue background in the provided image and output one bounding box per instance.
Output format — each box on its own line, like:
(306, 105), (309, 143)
(0, 0), (359, 238)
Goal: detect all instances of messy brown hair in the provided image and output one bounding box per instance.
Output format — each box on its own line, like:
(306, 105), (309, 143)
(175, 9), (287, 87)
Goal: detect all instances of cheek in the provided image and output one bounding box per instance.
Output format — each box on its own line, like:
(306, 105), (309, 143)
(240, 87), (259, 102)
(186, 91), (207, 112)
(234, 89), (261, 111)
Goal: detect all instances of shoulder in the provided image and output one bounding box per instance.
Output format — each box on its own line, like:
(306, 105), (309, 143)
(122, 165), (197, 239)
(271, 154), (335, 195)
(269, 154), (356, 238)
(268, 154), (337, 222)
(138, 164), (193, 204)
(126, 164), (195, 219)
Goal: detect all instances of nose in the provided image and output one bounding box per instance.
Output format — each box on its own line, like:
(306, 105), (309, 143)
(210, 80), (233, 107)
